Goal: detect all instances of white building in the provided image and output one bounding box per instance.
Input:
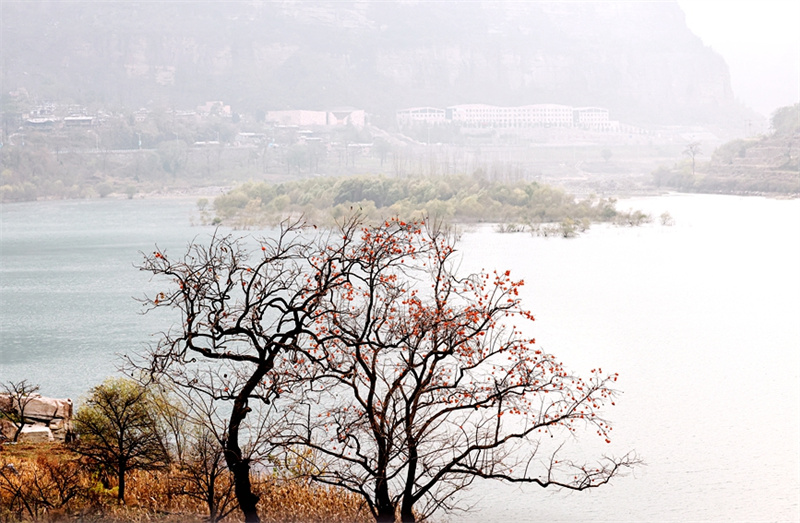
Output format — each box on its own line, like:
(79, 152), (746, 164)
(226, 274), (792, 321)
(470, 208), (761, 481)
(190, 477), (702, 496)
(395, 103), (619, 132)
(573, 107), (612, 131)
(396, 107), (447, 127)
(446, 104), (575, 128)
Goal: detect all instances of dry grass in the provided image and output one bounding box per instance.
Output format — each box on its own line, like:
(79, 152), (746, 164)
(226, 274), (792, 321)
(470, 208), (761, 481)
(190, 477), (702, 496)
(0, 444), (372, 523)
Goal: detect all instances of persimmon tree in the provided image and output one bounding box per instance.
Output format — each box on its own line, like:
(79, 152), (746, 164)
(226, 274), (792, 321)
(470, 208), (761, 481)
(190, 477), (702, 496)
(276, 219), (639, 523)
(136, 219), (361, 523)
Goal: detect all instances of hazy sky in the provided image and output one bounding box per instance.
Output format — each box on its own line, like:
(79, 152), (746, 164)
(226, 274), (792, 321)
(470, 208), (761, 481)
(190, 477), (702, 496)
(677, 0), (800, 119)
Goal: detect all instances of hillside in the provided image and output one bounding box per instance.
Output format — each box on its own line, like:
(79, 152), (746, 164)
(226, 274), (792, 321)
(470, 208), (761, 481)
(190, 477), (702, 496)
(1, 1), (746, 126)
(654, 104), (800, 194)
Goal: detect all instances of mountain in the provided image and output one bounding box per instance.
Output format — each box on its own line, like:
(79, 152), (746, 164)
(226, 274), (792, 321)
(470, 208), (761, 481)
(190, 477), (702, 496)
(1, 1), (745, 126)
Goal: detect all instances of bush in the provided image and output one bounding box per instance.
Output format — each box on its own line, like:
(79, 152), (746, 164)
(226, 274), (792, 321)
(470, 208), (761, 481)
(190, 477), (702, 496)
(0, 444), (371, 523)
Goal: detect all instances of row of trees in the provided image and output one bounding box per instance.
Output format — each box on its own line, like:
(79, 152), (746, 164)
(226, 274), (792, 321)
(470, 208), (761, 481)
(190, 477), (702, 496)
(0, 103), (381, 203)
(0, 139), (229, 203)
(130, 216), (638, 522)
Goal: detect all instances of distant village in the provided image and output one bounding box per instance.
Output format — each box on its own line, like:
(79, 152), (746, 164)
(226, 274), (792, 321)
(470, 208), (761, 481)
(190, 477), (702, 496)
(6, 87), (660, 156)
(17, 100), (639, 133)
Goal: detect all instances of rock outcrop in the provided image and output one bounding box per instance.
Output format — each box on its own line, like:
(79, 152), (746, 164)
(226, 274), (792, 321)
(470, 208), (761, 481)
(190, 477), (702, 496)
(0, 393), (74, 443)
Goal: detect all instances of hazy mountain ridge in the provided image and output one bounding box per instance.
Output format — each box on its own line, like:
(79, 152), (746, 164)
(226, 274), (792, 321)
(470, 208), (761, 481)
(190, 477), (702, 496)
(2, 1), (743, 126)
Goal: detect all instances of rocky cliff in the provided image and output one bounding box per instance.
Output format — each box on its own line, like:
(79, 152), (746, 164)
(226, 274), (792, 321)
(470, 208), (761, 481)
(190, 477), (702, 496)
(2, 1), (744, 126)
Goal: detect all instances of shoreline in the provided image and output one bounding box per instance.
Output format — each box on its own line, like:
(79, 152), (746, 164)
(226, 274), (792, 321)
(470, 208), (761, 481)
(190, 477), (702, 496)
(3, 184), (796, 212)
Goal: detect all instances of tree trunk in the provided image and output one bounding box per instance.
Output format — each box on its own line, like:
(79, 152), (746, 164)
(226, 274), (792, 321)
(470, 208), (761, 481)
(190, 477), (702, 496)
(400, 439), (418, 523)
(225, 365), (271, 523)
(375, 509), (396, 523)
(228, 458), (259, 523)
(117, 461), (126, 503)
(208, 476), (217, 522)
(374, 475), (395, 523)
(12, 423), (23, 443)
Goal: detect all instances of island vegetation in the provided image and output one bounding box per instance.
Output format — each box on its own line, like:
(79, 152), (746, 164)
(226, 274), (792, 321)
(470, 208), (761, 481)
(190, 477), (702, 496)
(209, 174), (651, 236)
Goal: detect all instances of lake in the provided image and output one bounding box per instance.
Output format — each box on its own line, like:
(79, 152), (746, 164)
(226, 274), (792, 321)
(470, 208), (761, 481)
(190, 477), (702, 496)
(1, 193), (798, 522)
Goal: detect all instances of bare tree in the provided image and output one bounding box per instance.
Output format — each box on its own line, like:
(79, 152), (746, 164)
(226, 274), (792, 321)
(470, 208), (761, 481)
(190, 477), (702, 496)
(156, 383), (247, 523)
(72, 378), (169, 503)
(179, 426), (239, 523)
(1, 380), (41, 442)
(147, 384), (191, 465)
(276, 219), (639, 522)
(136, 219), (360, 523)
(683, 141), (701, 176)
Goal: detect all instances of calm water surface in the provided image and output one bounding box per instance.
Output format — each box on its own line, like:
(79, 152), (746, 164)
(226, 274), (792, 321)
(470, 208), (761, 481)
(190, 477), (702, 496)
(0, 197), (201, 395)
(1, 194), (798, 522)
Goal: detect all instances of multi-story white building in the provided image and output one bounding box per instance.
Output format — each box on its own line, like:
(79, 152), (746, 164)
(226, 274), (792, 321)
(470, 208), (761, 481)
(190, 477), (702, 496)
(573, 107), (612, 130)
(396, 107), (447, 127)
(446, 104), (575, 128)
(447, 104), (565, 128)
(397, 103), (618, 131)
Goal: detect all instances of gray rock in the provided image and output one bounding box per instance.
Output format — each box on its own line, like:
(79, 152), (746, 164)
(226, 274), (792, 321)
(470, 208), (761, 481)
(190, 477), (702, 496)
(1, 393), (74, 443)
(0, 418), (16, 440)
(0, 393), (73, 422)
(18, 424), (54, 444)
(21, 395), (73, 422)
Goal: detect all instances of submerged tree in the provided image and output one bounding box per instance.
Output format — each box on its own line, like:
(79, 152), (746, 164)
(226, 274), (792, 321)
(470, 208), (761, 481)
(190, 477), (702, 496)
(275, 219), (638, 522)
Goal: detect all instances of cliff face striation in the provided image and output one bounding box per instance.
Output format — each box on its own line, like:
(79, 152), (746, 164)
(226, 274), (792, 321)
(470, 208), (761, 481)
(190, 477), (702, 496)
(2, 1), (743, 126)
